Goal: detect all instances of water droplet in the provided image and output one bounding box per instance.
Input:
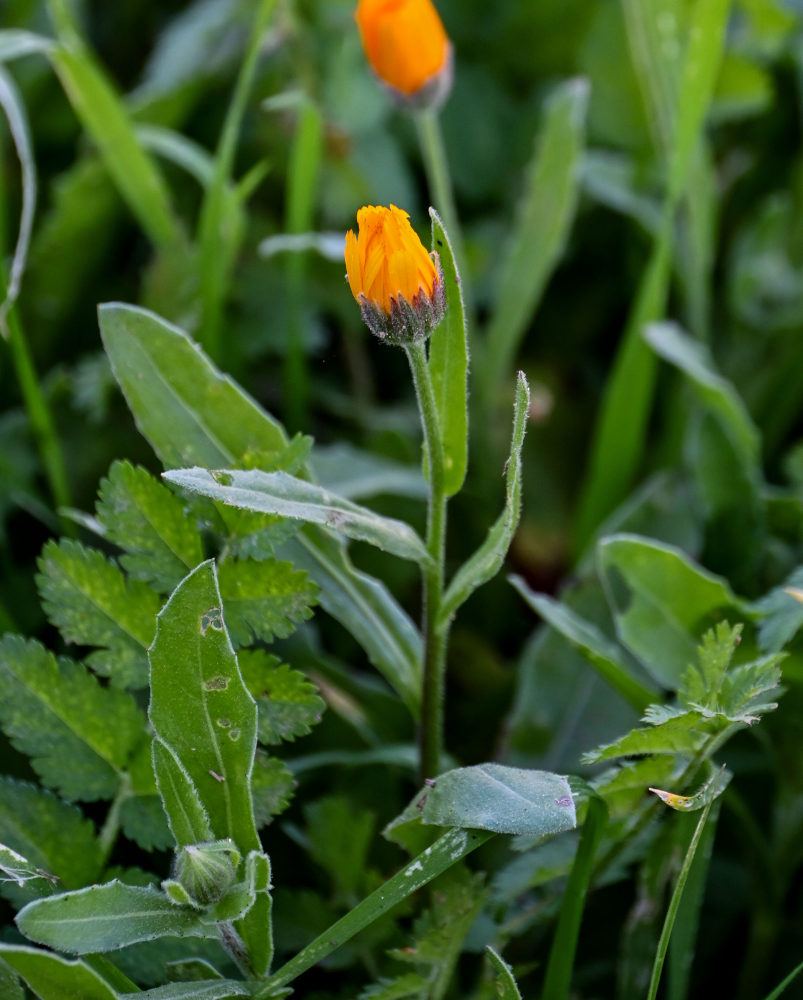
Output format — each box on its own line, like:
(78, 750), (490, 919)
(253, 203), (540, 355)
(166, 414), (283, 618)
(204, 675), (229, 691)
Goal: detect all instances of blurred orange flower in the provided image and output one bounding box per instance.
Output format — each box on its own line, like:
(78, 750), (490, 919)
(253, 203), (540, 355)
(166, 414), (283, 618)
(355, 0), (452, 106)
(345, 204), (444, 343)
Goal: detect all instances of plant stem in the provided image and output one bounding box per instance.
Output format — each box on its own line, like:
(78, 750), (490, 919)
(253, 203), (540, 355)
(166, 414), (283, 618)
(405, 339), (448, 781)
(97, 776), (131, 870)
(646, 794), (716, 1000)
(416, 108), (464, 283)
(2, 292), (72, 530)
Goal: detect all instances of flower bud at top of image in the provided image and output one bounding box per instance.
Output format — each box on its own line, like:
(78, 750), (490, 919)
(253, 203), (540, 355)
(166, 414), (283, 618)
(355, 0), (453, 108)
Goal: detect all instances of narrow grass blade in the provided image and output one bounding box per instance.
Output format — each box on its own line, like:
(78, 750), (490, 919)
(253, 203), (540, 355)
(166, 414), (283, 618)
(761, 959), (803, 1000)
(541, 793), (607, 1000)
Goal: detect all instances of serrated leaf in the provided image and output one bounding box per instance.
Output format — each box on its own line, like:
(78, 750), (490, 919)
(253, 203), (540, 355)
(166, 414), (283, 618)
(0, 945), (117, 1000)
(440, 373), (530, 623)
(582, 713), (708, 765)
(414, 764), (576, 837)
(357, 973), (428, 1000)
(99, 302), (421, 713)
(16, 880), (211, 954)
(251, 752), (295, 828)
(164, 467), (430, 566)
(239, 650), (325, 745)
(37, 539), (160, 689)
(428, 208), (468, 496)
(96, 461), (203, 592)
(0, 778), (100, 906)
(597, 534), (747, 688)
(0, 636), (145, 800)
(216, 557), (317, 647)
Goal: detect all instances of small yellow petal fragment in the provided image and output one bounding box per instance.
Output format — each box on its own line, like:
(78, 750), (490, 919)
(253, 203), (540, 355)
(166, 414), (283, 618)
(649, 787), (694, 811)
(785, 587), (803, 604)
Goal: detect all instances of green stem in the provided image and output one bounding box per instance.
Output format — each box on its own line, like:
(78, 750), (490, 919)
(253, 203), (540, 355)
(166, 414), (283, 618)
(405, 339), (448, 781)
(2, 294), (72, 529)
(197, 0), (277, 360)
(416, 109), (465, 283)
(646, 794), (716, 1000)
(97, 776), (131, 869)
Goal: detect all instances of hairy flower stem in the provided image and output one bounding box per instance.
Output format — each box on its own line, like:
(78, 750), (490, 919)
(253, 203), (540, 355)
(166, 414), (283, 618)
(405, 340), (448, 781)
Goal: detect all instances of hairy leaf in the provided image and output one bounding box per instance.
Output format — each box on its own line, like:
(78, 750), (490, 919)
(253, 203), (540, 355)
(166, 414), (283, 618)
(0, 636), (145, 800)
(122, 983), (250, 999)
(96, 460), (204, 592)
(239, 650), (325, 745)
(486, 947), (523, 1000)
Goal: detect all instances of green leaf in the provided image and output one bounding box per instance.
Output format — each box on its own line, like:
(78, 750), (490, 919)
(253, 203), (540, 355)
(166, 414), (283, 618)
(149, 561), (260, 851)
(597, 534), (746, 688)
(510, 575), (655, 711)
(96, 461), (204, 592)
(0, 29), (55, 62)
(755, 570), (803, 652)
(215, 558), (317, 647)
(428, 208), (468, 496)
(358, 974), (428, 1000)
(582, 713), (706, 765)
(644, 322), (760, 470)
(152, 739), (213, 849)
(482, 78), (589, 396)
(311, 444), (427, 501)
(0, 636), (145, 800)
(0, 778), (100, 905)
(165, 467), (430, 566)
(414, 764), (576, 837)
(0, 945), (118, 1000)
(0, 957), (24, 1000)
(305, 797), (374, 900)
(123, 983), (250, 999)
(46, 8), (180, 249)
(37, 539), (160, 688)
(649, 766), (731, 813)
(486, 946), (523, 1000)
(251, 752), (295, 828)
(440, 373), (529, 623)
(15, 880), (211, 954)
(239, 651), (325, 745)
(99, 302), (421, 711)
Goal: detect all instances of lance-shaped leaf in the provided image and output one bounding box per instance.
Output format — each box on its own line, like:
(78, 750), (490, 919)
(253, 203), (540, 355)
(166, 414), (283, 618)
(0, 636), (144, 801)
(15, 881), (211, 954)
(122, 983), (251, 999)
(0, 945), (118, 1000)
(149, 560), (259, 851)
(486, 946), (523, 1000)
(428, 208), (468, 496)
(409, 764), (576, 838)
(151, 739), (213, 849)
(99, 302), (421, 712)
(440, 373), (529, 624)
(164, 468), (430, 566)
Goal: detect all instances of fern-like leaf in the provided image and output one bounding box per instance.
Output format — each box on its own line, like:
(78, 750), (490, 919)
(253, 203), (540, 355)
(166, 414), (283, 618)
(238, 650), (325, 745)
(216, 558), (317, 647)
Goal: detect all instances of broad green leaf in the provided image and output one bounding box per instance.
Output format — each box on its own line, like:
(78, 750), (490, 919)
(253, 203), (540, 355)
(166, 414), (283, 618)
(0, 778), (100, 905)
(123, 983), (250, 999)
(149, 561), (259, 851)
(0, 957), (24, 1000)
(510, 575), (655, 711)
(597, 534), (746, 688)
(15, 881), (210, 953)
(264, 828), (494, 992)
(96, 461), (203, 592)
(239, 651), (325, 745)
(756, 571), (803, 652)
(413, 764), (576, 837)
(428, 208), (468, 496)
(0, 636), (145, 800)
(440, 373), (529, 623)
(0, 946), (118, 1000)
(582, 713), (707, 764)
(311, 444), (426, 501)
(99, 302), (421, 710)
(644, 322), (760, 470)
(37, 539), (159, 688)
(216, 558), (317, 647)
(46, 2), (180, 249)
(165, 467), (430, 566)
(481, 78), (589, 397)
(486, 947), (523, 1000)
(152, 739), (213, 849)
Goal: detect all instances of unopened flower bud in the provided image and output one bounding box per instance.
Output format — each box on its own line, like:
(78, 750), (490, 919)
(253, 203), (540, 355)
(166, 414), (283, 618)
(173, 840), (239, 906)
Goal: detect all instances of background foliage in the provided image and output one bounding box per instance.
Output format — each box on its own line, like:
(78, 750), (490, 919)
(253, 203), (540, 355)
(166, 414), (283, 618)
(1, 0), (803, 997)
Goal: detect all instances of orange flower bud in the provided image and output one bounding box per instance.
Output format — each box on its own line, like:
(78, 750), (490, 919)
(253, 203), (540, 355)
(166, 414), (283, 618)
(345, 204), (445, 344)
(354, 0), (453, 108)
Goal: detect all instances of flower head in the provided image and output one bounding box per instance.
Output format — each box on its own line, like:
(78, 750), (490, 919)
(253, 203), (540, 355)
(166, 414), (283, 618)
(355, 0), (452, 108)
(345, 204), (445, 345)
